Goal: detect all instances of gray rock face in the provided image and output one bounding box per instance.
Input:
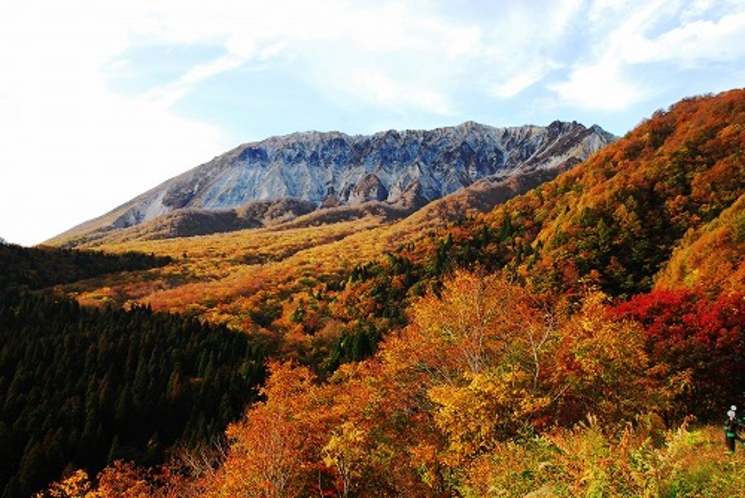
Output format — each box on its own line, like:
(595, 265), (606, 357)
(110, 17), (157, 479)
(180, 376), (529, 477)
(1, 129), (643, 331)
(108, 120), (614, 230)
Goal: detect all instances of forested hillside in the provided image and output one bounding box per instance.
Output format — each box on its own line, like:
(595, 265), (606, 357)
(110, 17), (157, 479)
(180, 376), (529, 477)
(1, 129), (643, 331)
(289, 89), (745, 366)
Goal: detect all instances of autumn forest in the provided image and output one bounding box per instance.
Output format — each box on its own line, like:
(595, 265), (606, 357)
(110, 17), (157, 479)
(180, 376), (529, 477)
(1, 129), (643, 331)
(1, 89), (745, 496)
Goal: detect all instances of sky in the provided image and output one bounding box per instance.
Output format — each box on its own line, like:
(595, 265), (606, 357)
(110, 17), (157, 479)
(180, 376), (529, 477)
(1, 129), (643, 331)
(1, 0), (744, 246)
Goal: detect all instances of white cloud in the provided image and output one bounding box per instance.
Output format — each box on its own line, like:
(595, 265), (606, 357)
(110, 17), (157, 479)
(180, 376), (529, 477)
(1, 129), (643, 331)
(472, 0), (586, 100)
(107, 1), (474, 117)
(550, 60), (645, 111)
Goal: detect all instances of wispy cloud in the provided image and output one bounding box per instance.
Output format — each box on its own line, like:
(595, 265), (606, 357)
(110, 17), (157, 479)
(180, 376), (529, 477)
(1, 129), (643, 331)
(139, 54), (246, 109)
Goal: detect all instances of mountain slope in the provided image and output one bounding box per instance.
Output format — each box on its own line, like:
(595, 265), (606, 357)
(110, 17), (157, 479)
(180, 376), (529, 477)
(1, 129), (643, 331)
(655, 193), (745, 294)
(47, 121), (614, 246)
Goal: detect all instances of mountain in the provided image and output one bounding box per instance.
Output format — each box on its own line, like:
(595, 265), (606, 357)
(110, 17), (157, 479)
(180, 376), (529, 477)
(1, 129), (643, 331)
(32, 89), (745, 498)
(48, 120), (614, 246)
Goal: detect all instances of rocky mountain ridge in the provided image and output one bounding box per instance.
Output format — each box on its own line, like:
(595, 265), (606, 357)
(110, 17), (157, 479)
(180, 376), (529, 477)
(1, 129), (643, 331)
(49, 120), (615, 245)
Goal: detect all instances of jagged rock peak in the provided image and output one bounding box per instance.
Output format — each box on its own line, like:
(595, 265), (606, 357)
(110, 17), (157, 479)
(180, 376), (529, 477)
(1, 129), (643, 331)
(54, 120), (616, 241)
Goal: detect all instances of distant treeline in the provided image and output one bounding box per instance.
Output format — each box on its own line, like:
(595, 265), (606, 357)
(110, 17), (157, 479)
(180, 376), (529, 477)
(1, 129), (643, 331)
(0, 241), (171, 291)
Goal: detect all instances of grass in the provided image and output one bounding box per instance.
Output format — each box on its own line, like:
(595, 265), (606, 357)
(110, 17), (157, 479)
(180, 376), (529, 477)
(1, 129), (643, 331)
(457, 420), (745, 497)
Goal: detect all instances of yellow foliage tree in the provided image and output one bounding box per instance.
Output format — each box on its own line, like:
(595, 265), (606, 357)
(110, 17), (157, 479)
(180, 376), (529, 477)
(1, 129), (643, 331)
(381, 270), (560, 478)
(36, 469), (92, 498)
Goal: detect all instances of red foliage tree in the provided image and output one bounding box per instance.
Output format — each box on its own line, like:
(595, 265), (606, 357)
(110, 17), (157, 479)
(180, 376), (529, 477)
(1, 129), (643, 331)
(612, 288), (745, 420)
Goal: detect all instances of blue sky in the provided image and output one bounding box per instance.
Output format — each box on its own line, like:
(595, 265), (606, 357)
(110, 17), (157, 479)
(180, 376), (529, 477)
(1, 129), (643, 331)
(1, 0), (744, 246)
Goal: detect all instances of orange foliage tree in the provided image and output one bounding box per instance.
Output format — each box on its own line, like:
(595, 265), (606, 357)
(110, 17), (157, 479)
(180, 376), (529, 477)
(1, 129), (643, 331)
(210, 361), (329, 498)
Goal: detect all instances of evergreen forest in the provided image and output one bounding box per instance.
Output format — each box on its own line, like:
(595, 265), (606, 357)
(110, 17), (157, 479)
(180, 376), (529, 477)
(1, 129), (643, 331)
(0, 249), (267, 497)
